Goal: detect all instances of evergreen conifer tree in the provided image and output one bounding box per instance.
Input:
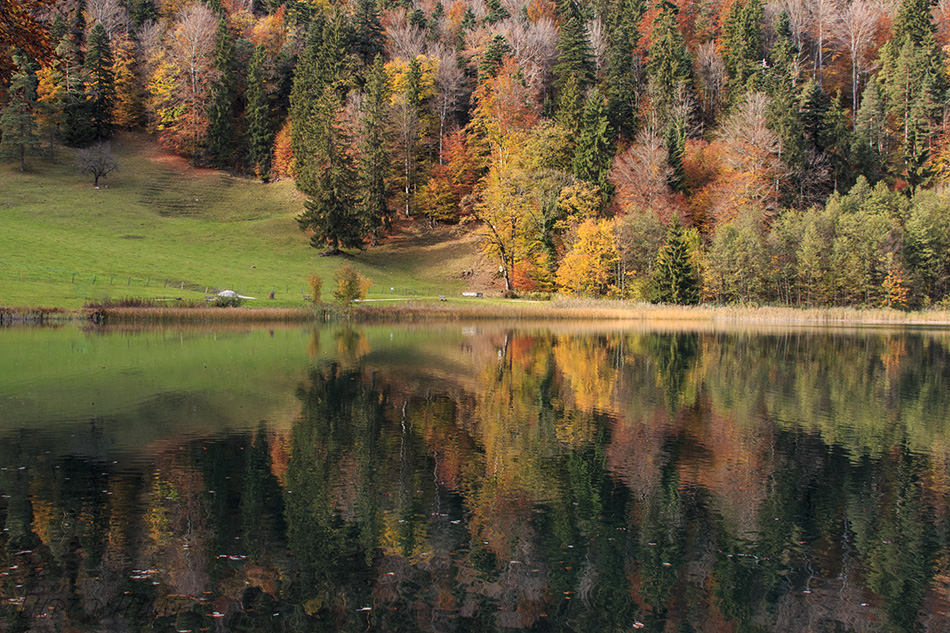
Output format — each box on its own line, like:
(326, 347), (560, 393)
(1, 55), (40, 171)
(665, 118), (686, 192)
(652, 215), (699, 305)
(603, 0), (645, 140)
(484, 0), (510, 23)
(295, 89), (364, 253)
(205, 18), (237, 168)
(722, 0), (764, 98)
(353, 0), (385, 67)
(647, 0), (692, 120)
(553, 1), (595, 91)
(555, 73), (584, 137)
(479, 34), (511, 81)
(573, 87), (614, 198)
(358, 56), (393, 244)
(84, 23), (116, 141)
(246, 44), (273, 180)
(290, 14), (353, 196)
(57, 34), (94, 146)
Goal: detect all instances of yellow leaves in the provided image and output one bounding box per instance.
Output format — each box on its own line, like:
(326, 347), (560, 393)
(555, 218), (619, 296)
(385, 55), (437, 104)
(147, 60), (184, 128)
(556, 182), (601, 223)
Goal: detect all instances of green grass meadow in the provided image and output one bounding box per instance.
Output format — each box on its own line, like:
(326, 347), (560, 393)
(0, 134), (483, 309)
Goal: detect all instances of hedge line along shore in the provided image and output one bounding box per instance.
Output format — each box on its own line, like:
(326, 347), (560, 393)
(5, 300), (950, 326)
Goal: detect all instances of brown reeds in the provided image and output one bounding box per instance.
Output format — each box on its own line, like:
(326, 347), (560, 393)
(349, 298), (950, 325)
(6, 297), (950, 326)
(91, 305), (322, 323)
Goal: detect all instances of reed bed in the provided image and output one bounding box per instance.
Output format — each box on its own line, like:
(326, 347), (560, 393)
(6, 297), (950, 326)
(351, 298), (950, 325)
(92, 305), (322, 324)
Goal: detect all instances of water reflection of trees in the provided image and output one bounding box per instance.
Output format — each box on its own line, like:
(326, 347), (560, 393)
(0, 329), (949, 631)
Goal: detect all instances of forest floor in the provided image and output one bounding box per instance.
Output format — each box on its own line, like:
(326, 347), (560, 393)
(0, 133), (495, 310)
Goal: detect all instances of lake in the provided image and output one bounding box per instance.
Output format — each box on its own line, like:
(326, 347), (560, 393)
(1, 321), (949, 632)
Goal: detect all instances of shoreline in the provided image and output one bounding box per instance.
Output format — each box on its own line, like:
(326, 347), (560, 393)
(4, 300), (950, 327)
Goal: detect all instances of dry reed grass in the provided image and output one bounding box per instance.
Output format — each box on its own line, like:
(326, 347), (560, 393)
(92, 305), (322, 323)
(7, 297), (950, 326)
(351, 299), (950, 325)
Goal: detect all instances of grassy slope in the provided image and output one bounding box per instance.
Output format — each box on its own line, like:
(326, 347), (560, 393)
(0, 134), (490, 309)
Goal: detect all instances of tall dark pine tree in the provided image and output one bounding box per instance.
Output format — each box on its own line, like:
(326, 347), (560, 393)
(852, 77), (887, 180)
(646, 0), (692, 122)
(653, 215), (699, 305)
(291, 14), (354, 194)
(553, 0), (595, 92)
(205, 18), (237, 168)
(295, 89), (363, 253)
(573, 87), (614, 198)
(84, 23), (116, 141)
(246, 44), (273, 180)
(357, 56), (392, 244)
(604, 0), (645, 140)
(478, 34), (511, 81)
(352, 0), (384, 68)
(57, 34), (94, 146)
(722, 0), (764, 99)
(0, 55), (40, 171)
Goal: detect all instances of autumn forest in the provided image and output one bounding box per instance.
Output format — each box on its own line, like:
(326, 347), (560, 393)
(4, 0), (950, 306)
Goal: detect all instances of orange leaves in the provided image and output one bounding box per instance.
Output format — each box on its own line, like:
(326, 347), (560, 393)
(0, 0), (54, 90)
(470, 58), (540, 167)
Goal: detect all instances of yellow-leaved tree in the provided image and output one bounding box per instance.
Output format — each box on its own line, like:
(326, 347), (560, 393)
(555, 218), (619, 295)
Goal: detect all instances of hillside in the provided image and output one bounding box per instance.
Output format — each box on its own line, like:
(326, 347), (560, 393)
(0, 134), (493, 309)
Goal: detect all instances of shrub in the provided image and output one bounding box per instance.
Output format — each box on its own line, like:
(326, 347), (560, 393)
(307, 273), (323, 304)
(333, 264), (371, 307)
(212, 294), (243, 308)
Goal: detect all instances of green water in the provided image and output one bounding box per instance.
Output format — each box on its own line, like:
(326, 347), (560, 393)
(0, 322), (949, 631)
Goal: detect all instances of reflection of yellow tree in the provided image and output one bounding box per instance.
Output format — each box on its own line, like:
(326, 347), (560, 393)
(468, 335), (560, 556)
(553, 335), (618, 418)
(333, 326), (371, 368)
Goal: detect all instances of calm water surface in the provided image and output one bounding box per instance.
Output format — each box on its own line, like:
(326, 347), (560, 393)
(1, 322), (949, 632)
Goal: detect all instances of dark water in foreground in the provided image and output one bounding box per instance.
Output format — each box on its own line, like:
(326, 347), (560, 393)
(1, 322), (950, 632)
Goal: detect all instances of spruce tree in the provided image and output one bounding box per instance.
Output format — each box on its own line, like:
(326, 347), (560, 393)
(478, 34), (511, 81)
(652, 215), (699, 305)
(553, 1), (595, 91)
(853, 77), (886, 178)
(358, 56), (393, 244)
(205, 18), (237, 168)
(352, 0), (384, 67)
(1, 56), (40, 171)
(722, 0), (764, 99)
(246, 44), (273, 180)
(646, 0), (692, 121)
(84, 23), (115, 141)
(555, 73), (584, 137)
(57, 34), (94, 146)
(128, 0), (158, 30)
(290, 14), (353, 196)
(573, 87), (614, 198)
(295, 88), (363, 253)
(604, 0), (645, 140)
(484, 0), (510, 24)
(665, 118), (686, 192)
